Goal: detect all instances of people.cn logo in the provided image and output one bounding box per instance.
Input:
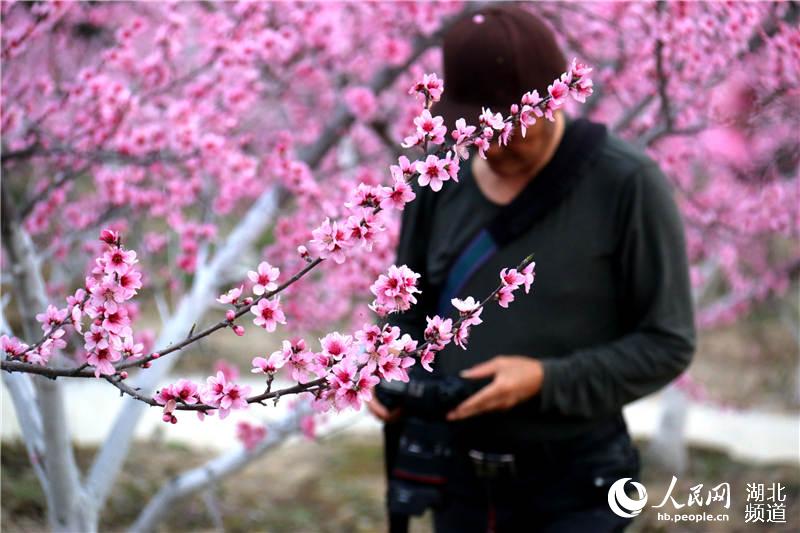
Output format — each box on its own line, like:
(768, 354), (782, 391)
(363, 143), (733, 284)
(607, 478), (648, 518)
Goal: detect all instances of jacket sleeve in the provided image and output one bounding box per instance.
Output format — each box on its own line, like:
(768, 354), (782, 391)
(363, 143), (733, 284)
(538, 162), (696, 418)
(383, 183), (435, 343)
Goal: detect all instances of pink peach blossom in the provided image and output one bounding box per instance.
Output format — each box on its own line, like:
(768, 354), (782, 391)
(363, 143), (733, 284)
(248, 261), (280, 296)
(251, 297), (286, 332)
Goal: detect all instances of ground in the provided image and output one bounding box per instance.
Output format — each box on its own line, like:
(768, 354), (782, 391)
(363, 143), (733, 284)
(2, 432), (799, 532)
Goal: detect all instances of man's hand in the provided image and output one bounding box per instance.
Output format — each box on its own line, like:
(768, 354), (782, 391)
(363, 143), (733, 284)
(447, 355), (544, 421)
(367, 396), (403, 422)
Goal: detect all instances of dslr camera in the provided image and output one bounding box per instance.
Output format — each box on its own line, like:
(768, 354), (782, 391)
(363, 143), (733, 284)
(376, 371), (489, 517)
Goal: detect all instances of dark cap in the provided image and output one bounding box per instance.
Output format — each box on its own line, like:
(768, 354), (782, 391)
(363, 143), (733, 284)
(433, 5), (566, 129)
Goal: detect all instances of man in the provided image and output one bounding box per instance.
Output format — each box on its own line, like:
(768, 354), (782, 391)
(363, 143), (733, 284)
(369, 6), (695, 533)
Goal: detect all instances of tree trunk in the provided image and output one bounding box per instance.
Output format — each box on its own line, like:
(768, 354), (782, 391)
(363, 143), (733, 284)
(1, 190), (92, 530)
(86, 189), (279, 507)
(646, 384), (690, 474)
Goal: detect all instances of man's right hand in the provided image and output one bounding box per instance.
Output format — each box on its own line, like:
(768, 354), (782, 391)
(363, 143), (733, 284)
(367, 396), (403, 422)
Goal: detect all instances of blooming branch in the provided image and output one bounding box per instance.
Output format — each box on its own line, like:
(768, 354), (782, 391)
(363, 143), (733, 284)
(1, 60), (587, 425)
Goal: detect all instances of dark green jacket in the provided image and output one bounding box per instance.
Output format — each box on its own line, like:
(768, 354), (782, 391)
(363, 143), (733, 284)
(386, 119), (696, 447)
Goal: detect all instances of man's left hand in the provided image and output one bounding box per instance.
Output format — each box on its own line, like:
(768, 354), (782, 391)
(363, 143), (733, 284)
(446, 355), (544, 421)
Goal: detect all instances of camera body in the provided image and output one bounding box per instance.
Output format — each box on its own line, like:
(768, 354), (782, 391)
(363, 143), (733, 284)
(376, 373), (485, 418)
(377, 372), (489, 517)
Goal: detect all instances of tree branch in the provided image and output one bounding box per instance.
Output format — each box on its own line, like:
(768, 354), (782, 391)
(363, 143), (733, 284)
(654, 1), (673, 132)
(297, 3), (485, 168)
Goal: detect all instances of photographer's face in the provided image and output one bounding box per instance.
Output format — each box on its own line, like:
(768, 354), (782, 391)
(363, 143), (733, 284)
(485, 112), (561, 178)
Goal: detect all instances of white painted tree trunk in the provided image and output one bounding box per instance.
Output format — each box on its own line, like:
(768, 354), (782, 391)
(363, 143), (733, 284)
(646, 384), (690, 474)
(85, 189), (279, 510)
(0, 311), (58, 525)
(5, 187), (280, 530)
(2, 211), (91, 531)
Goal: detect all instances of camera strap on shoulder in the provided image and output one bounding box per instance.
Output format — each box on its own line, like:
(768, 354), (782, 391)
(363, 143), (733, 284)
(436, 118), (608, 315)
(436, 227), (498, 315)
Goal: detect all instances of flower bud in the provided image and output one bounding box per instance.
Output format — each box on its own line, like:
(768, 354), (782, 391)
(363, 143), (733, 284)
(151, 352), (161, 359)
(120, 371), (128, 380)
(298, 245), (311, 262)
(226, 310), (236, 322)
(99, 229), (119, 245)
(243, 297), (253, 306)
(233, 325), (245, 337)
